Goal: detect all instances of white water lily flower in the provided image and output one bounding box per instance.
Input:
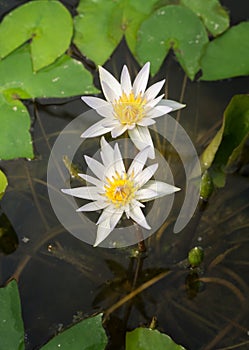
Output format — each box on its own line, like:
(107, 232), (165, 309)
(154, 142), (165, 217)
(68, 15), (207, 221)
(62, 137), (180, 247)
(81, 62), (185, 159)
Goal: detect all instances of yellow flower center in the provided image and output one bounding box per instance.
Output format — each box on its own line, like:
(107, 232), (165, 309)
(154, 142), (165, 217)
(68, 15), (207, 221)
(104, 171), (136, 207)
(113, 92), (147, 125)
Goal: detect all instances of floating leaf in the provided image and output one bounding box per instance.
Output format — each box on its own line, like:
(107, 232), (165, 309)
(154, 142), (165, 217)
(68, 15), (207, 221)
(41, 314), (108, 350)
(126, 327), (186, 350)
(201, 22), (249, 80)
(73, 0), (159, 65)
(180, 0), (229, 36)
(136, 5), (209, 79)
(0, 280), (25, 350)
(200, 95), (249, 187)
(0, 45), (98, 160)
(0, 170), (8, 199)
(0, 94), (33, 160)
(0, 0), (73, 71)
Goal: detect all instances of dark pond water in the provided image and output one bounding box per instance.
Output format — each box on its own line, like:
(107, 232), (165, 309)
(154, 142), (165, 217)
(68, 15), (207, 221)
(0, 1), (249, 349)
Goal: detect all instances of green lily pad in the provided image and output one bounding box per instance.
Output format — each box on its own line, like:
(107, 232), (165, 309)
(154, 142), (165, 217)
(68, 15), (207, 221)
(41, 314), (108, 350)
(136, 5), (209, 79)
(201, 22), (249, 80)
(0, 170), (8, 199)
(126, 327), (186, 350)
(180, 0), (229, 36)
(0, 280), (25, 350)
(0, 0), (73, 72)
(73, 0), (159, 65)
(0, 45), (98, 160)
(200, 95), (249, 187)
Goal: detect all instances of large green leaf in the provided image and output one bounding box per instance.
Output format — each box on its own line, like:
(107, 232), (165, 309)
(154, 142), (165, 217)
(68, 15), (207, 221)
(41, 314), (108, 350)
(201, 22), (249, 80)
(0, 0), (73, 72)
(73, 0), (159, 65)
(0, 45), (98, 160)
(0, 94), (33, 160)
(136, 5), (209, 79)
(126, 327), (186, 350)
(180, 0), (229, 36)
(0, 169), (8, 200)
(0, 280), (25, 350)
(200, 95), (249, 187)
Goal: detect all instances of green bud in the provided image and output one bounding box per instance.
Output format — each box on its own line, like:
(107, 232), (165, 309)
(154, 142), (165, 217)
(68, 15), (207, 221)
(188, 246), (204, 267)
(200, 170), (213, 201)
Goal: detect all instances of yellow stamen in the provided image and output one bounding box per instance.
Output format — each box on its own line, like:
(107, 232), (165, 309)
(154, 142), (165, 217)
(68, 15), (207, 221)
(104, 170), (136, 207)
(113, 92), (147, 125)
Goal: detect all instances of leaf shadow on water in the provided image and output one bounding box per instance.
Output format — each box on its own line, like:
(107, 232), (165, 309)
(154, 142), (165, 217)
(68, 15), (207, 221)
(0, 20), (249, 350)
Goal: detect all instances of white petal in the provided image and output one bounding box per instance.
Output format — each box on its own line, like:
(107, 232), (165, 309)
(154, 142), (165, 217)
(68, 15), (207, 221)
(81, 96), (110, 109)
(128, 205), (151, 229)
(114, 143), (126, 174)
(135, 188), (158, 201)
(96, 205), (117, 225)
(137, 118), (156, 126)
(101, 81), (120, 103)
(94, 209), (123, 246)
(84, 155), (105, 180)
(76, 200), (108, 212)
(100, 136), (115, 167)
(120, 65), (132, 94)
(145, 94), (164, 109)
(111, 124), (128, 138)
(134, 163), (158, 187)
(61, 186), (100, 200)
(128, 126), (155, 159)
(101, 118), (119, 127)
(95, 104), (114, 118)
(147, 105), (172, 118)
(128, 146), (150, 177)
(133, 62), (150, 96)
(81, 120), (112, 138)
(158, 99), (186, 111)
(78, 173), (102, 187)
(144, 79), (165, 101)
(99, 66), (122, 101)
(139, 180), (180, 202)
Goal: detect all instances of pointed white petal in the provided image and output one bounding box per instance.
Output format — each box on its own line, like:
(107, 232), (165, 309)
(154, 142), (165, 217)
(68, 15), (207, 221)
(94, 209), (123, 246)
(130, 198), (145, 208)
(127, 146), (150, 177)
(147, 105), (172, 118)
(84, 155), (105, 180)
(95, 104), (114, 118)
(134, 163), (158, 188)
(101, 81), (120, 102)
(158, 99), (186, 111)
(139, 180), (180, 202)
(94, 217), (112, 247)
(145, 94), (165, 109)
(133, 62), (150, 96)
(101, 118), (119, 127)
(100, 136), (115, 167)
(135, 188), (158, 201)
(120, 65), (132, 94)
(61, 186), (100, 200)
(76, 200), (108, 212)
(78, 173), (102, 187)
(129, 205), (151, 229)
(128, 126), (155, 159)
(114, 143), (126, 174)
(144, 79), (165, 101)
(99, 66), (122, 101)
(137, 118), (156, 126)
(81, 96), (110, 109)
(96, 205), (117, 225)
(111, 124), (128, 138)
(81, 120), (112, 138)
